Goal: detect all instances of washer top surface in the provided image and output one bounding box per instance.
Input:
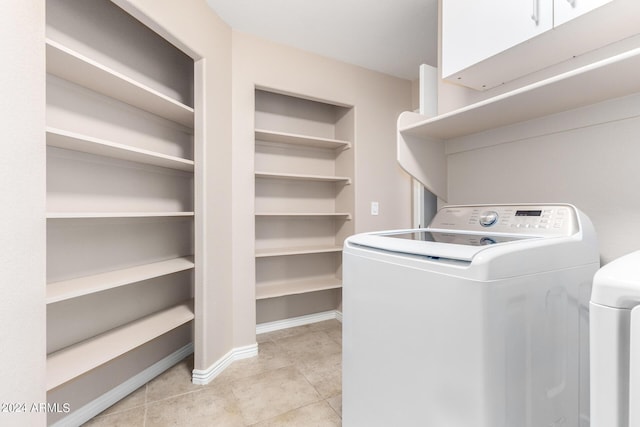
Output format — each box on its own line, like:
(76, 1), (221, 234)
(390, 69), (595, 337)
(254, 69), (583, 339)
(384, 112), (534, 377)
(592, 250), (640, 309)
(346, 204), (583, 262)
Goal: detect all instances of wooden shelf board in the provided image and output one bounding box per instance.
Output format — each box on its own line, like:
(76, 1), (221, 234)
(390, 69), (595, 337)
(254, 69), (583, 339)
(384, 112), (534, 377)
(255, 129), (350, 149)
(255, 212), (352, 220)
(401, 46), (640, 140)
(46, 39), (194, 128)
(47, 257), (195, 304)
(256, 246), (342, 258)
(46, 212), (195, 219)
(255, 171), (351, 183)
(46, 127), (194, 172)
(47, 300), (194, 391)
(256, 278), (342, 300)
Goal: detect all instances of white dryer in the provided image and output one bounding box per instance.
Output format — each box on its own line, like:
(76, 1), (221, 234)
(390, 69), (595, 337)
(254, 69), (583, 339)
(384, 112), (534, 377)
(590, 250), (640, 427)
(342, 204), (599, 427)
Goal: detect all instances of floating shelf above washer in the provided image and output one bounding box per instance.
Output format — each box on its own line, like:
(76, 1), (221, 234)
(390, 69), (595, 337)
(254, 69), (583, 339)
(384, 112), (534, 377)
(400, 45), (640, 141)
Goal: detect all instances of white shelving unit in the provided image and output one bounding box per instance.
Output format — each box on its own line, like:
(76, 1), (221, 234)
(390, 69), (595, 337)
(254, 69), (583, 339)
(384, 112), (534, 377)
(46, 39), (194, 128)
(255, 246), (343, 258)
(397, 44), (640, 201)
(256, 278), (343, 300)
(45, 0), (195, 400)
(255, 129), (351, 150)
(255, 171), (351, 184)
(255, 212), (352, 219)
(47, 257), (195, 304)
(47, 300), (194, 391)
(47, 127), (194, 172)
(254, 89), (354, 302)
(46, 212), (194, 219)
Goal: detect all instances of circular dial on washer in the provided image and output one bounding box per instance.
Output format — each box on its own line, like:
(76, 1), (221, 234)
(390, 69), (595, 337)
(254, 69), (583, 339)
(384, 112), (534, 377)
(479, 211), (499, 227)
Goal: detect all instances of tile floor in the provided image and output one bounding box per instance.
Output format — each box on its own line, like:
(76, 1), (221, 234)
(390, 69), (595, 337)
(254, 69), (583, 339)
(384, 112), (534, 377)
(83, 320), (343, 426)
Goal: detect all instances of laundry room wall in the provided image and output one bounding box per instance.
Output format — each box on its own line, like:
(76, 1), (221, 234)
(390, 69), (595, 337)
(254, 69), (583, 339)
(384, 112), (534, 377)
(230, 31), (413, 334)
(445, 93), (640, 265)
(434, 0), (640, 265)
(1, 1), (46, 425)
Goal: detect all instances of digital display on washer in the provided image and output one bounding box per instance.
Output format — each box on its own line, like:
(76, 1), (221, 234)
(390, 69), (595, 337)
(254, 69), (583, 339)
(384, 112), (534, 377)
(385, 232), (531, 246)
(515, 210), (542, 217)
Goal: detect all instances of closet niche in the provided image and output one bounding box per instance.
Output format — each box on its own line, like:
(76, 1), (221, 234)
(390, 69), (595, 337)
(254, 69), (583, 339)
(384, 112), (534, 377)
(45, 0), (195, 423)
(254, 89), (354, 322)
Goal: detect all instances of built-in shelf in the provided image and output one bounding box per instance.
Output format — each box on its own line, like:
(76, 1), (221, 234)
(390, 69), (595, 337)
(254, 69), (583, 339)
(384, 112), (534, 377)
(255, 171), (351, 184)
(401, 45), (640, 140)
(256, 278), (342, 300)
(46, 39), (194, 128)
(255, 212), (352, 220)
(46, 299), (194, 391)
(255, 129), (350, 150)
(256, 246), (342, 258)
(46, 127), (194, 172)
(47, 257), (195, 304)
(46, 212), (194, 219)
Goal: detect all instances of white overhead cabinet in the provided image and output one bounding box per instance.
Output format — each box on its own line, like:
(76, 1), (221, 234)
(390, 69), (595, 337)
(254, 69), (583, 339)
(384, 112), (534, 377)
(441, 0), (553, 85)
(553, 0), (612, 26)
(441, 0), (638, 90)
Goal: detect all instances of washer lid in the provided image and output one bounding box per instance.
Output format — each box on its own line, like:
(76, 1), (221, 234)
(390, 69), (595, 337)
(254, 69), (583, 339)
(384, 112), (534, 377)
(347, 230), (537, 262)
(592, 250), (640, 309)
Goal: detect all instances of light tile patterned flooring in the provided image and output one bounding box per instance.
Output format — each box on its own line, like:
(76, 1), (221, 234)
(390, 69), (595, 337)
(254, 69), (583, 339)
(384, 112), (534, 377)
(83, 320), (343, 426)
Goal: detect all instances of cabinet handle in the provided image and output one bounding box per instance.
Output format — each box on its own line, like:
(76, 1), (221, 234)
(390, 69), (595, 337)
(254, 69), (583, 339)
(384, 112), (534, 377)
(531, 0), (539, 25)
(567, 0), (576, 7)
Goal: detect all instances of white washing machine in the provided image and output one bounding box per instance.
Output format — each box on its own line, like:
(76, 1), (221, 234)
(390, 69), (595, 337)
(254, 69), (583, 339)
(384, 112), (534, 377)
(342, 204), (599, 427)
(590, 250), (640, 427)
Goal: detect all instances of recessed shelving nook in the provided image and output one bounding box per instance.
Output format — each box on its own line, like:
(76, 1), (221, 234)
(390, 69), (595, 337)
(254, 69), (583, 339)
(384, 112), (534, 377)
(45, 0), (196, 412)
(254, 89), (354, 302)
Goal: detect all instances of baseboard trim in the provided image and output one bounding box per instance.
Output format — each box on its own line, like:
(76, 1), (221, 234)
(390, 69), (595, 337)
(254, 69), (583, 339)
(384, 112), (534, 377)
(256, 309), (342, 335)
(191, 343), (258, 385)
(51, 343), (193, 427)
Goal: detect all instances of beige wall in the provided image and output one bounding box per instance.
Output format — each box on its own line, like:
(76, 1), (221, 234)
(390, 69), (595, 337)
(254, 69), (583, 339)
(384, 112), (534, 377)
(446, 93), (640, 264)
(231, 31), (413, 335)
(0, 1), (47, 424)
(103, 0), (235, 373)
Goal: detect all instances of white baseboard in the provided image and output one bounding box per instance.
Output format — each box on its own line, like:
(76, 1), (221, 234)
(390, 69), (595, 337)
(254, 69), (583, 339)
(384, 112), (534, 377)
(256, 309), (342, 335)
(191, 343), (258, 385)
(51, 343), (193, 427)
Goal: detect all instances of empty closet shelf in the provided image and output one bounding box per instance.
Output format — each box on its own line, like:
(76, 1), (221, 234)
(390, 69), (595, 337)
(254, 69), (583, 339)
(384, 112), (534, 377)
(46, 300), (194, 391)
(46, 39), (194, 128)
(47, 257), (195, 304)
(255, 129), (350, 150)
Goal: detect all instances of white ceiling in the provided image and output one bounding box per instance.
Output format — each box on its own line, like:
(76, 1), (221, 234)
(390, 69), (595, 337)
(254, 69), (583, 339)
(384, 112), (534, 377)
(205, 0), (438, 81)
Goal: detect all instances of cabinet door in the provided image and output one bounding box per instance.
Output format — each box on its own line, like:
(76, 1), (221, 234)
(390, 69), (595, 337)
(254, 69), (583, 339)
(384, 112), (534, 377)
(442, 0), (553, 79)
(554, 0), (613, 26)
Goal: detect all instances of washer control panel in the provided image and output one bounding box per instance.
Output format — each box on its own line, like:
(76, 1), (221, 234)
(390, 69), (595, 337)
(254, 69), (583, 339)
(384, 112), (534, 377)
(429, 205), (579, 236)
